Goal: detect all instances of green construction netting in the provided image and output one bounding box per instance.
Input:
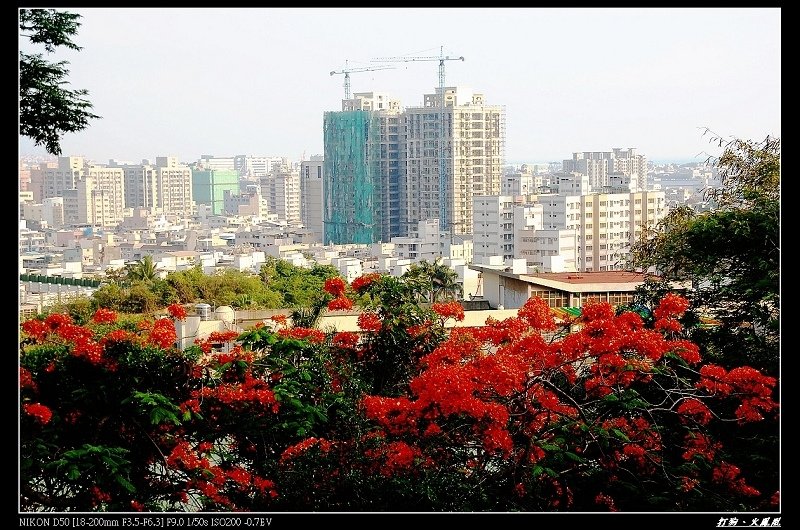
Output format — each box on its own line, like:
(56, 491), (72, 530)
(323, 111), (381, 245)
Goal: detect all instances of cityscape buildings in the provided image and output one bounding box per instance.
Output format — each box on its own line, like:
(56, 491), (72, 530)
(18, 78), (719, 314)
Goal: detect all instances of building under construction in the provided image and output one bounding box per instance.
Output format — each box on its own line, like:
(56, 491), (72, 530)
(323, 87), (505, 245)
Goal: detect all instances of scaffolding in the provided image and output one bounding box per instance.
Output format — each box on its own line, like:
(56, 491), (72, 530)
(323, 111), (382, 245)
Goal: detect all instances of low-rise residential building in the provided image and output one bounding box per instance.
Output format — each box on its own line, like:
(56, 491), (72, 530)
(469, 266), (680, 310)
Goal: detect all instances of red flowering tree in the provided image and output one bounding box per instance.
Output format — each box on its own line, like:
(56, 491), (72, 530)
(20, 292), (778, 511)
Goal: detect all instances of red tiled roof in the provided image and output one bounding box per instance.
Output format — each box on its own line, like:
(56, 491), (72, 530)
(526, 271), (651, 284)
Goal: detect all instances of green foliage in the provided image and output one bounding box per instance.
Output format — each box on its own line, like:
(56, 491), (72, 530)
(19, 9), (100, 155)
(629, 135), (779, 375)
(260, 258), (340, 308)
(353, 275), (446, 394)
(120, 284), (160, 314)
(125, 255), (158, 283)
(40, 295), (94, 325)
(402, 258), (461, 303)
(89, 259), (341, 313)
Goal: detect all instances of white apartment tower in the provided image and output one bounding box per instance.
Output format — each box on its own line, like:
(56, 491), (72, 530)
(261, 167), (301, 224)
(473, 196), (543, 263)
(536, 191), (665, 271)
(155, 157), (194, 215)
(41, 156), (86, 200)
(234, 156), (290, 178)
(404, 87), (505, 236)
(474, 190), (666, 272)
(562, 148), (648, 192)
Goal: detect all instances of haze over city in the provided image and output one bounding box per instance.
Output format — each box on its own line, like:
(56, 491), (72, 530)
(17, 7), (780, 164)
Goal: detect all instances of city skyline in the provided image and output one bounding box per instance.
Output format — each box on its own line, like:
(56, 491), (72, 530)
(18, 7), (781, 164)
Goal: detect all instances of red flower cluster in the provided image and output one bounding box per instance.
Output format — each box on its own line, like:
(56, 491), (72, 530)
(101, 329), (135, 345)
(21, 318), (48, 343)
(712, 462), (761, 497)
(91, 308), (118, 324)
(431, 301), (465, 322)
(167, 303), (188, 321)
(333, 331), (359, 349)
(195, 374), (279, 412)
(280, 437), (333, 463)
(327, 297), (353, 311)
(653, 293), (690, 320)
(517, 296), (556, 331)
(270, 314), (288, 327)
(351, 273), (381, 293)
(676, 398), (713, 425)
(696, 364), (778, 423)
(207, 330), (240, 343)
(594, 492), (618, 511)
(147, 318), (177, 349)
(580, 300), (616, 322)
(357, 312), (382, 332)
(277, 327), (326, 344)
(20, 367), (37, 391)
(682, 432), (721, 462)
(323, 277), (347, 297)
(23, 402), (53, 425)
(653, 293), (690, 334)
(364, 440), (420, 477)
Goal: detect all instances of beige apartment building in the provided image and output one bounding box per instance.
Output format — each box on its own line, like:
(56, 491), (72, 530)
(42, 157), (125, 228)
(114, 156), (193, 216)
(404, 87), (505, 235)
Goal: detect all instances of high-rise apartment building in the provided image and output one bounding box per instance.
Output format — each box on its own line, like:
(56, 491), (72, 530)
(41, 157), (125, 228)
(116, 156), (193, 215)
(300, 157), (324, 241)
(323, 87), (505, 244)
(234, 155), (290, 178)
(41, 156), (85, 200)
(562, 148), (648, 191)
(324, 92), (403, 245)
(198, 155), (236, 172)
(502, 165), (542, 197)
(260, 167), (301, 224)
(473, 196), (543, 263)
(27, 161), (57, 203)
(404, 87), (505, 235)
(223, 185), (268, 217)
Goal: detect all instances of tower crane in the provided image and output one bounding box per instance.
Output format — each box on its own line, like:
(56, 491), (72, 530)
(371, 47), (465, 231)
(371, 46), (464, 100)
(329, 60), (395, 100)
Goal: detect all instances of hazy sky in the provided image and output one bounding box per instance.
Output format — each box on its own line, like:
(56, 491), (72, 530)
(18, 7), (781, 164)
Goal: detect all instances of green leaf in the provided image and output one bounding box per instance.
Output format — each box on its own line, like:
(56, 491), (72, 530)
(564, 452), (585, 463)
(115, 475), (136, 493)
(612, 428), (630, 442)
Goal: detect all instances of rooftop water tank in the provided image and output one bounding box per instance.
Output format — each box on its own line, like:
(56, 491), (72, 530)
(195, 303), (212, 321)
(215, 305), (234, 325)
